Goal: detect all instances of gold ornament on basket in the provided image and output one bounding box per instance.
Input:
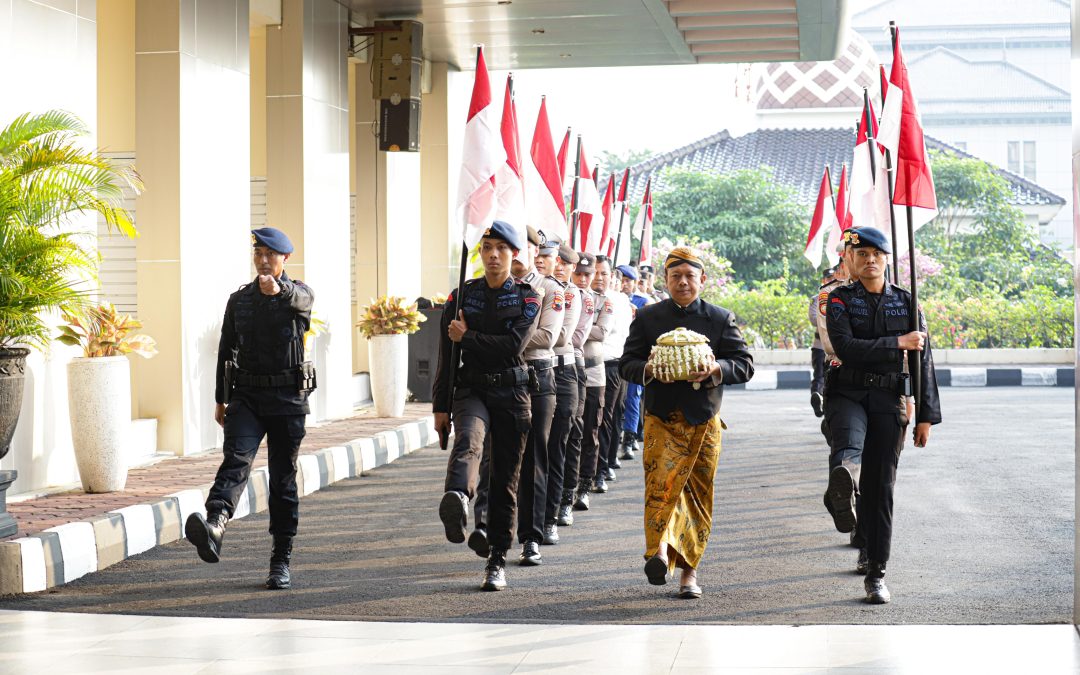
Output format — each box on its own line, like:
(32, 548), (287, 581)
(648, 327), (713, 385)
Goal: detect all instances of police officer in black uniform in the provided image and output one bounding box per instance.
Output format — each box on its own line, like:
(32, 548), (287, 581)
(824, 226), (941, 604)
(434, 221), (540, 591)
(185, 227), (316, 590)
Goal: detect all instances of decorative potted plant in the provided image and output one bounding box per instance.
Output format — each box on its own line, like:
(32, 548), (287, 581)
(57, 304), (156, 492)
(356, 296), (426, 417)
(0, 111), (140, 526)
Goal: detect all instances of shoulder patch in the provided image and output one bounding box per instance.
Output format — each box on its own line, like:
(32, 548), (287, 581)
(523, 296), (540, 320)
(564, 291), (574, 309)
(818, 290), (829, 316)
(551, 293), (564, 312)
(829, 296), (846, 319)
(604, 299), (613, 314)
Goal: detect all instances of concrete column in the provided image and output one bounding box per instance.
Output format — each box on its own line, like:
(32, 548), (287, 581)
(419, 61), (459, 299)
(1070, 0), (1080, 627)
(266, 0), (352, 420)
(134, 0), (251, 455)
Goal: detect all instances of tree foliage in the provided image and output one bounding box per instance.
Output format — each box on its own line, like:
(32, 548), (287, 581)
(597, 148), (653, 175)
(651, 169), (810, 293)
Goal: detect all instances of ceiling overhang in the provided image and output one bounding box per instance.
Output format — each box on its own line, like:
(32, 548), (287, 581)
(339, 0), (849, 70)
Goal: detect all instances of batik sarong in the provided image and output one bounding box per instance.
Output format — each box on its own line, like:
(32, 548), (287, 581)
(642, 410), (724, 573)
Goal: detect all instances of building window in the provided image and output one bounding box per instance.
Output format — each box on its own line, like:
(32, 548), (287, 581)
(1007, 141), (1036, 180)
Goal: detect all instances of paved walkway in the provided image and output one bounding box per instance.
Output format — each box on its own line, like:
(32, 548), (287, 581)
(2, 388), (1072, 626)
(4, 403), (432, 539)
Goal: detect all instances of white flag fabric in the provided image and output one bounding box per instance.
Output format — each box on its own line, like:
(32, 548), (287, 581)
(494, 75), (527, 259)
(457, 48), (505, 249)
(804, 167), (837, 268)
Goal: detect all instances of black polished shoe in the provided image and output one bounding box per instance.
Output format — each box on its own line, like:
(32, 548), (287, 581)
(481, 551), (508, 591)
(467, 528), (490, 558)
(811, 391), (824, 417)
(644, 554), (669, 586)
(439, 491), (469, 544)
(605, 467), (617, 482)
(573, 488), (591, 511)
(856, 548), (869, 575)
(266, 536), (292, 590)
(591, 477), (608, 494)
(826, 466), (857, 534)
(557, 503), (574, 527)
(542, 523), (559, 545)
(519, 541), (542, 566)
(185, 511), (228, 563)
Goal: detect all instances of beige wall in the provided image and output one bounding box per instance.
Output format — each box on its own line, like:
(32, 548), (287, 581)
(1, 0), (99, 493)
(250, 25), (267, 178)
(97, 0), (136, 153)
(134, 0), (251, 455)
(266, 0), (352, 420)
(419, 61), (456, 299)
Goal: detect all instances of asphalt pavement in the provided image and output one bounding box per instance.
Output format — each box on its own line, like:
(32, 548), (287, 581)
(1, 387), (1073, 625)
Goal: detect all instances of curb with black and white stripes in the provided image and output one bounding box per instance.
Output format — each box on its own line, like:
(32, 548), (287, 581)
(0, 417), (437, 596)
(727, 367), (1075, 390)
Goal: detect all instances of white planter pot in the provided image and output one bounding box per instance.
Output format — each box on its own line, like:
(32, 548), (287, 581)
(368, 334), (409, 417)
(67, 355), (131, 493)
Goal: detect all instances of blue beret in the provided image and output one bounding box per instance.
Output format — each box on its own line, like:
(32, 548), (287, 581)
(615, 264), (638, 280)
(842, 227), (891, 254)
(251, 227), (294, 254)
(482, 220), (524, 251)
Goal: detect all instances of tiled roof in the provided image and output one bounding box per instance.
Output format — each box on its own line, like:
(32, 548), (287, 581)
(607, 128), (1064, 208)
(907, 47), (1068, 105)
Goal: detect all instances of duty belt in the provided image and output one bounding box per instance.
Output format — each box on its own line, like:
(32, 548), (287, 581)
(583, 356), (603, 368)
(233, 368), (300, 387)
(575, 356), (586, 368)
(459, 365), (530, 388)
(527, 357), (554, 371)
(829, 367), (910, 395)
(554, 354), (575, 369)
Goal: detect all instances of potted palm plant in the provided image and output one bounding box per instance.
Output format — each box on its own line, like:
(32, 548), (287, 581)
(0, 111), (140, 523)
(357, 296), (426, 417)
(57, 304), (156, 493)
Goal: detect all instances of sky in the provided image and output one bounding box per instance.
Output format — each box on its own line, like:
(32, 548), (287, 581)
(485, 63), (759, 169)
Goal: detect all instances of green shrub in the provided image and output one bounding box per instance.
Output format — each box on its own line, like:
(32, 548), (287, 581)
(922, 289), (1073, 349)
(718, 290), (815, 349)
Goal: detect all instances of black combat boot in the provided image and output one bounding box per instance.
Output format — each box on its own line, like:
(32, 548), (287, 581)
(863, 561), (890, 604)
(185, 511), (228, 563)
(619, 431), (636, 460)
(266, 536), (293, 590)
(482, 550), (508, 591)
(573, 482), (591, 510)
(856, 548), (869, 575)
(557, 490), (575, 526)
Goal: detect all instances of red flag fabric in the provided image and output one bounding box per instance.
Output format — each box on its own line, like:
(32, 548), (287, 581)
(634, 177), (653, 266)
(825, 165), (849, 266)
(804, 166), (837, 268)
(556, 128), (572, 194)
(609, 167), (631, 262)
(456, 47), (505, 247)
(494, 75), (526, 248)
(598, 174), (615, 256)
(575, 140), (603, 252)
(525, 97), (568, 241)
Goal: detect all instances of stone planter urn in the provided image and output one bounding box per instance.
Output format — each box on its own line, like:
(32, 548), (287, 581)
(0, 347), (29, 537)
(368, 333), (408, 417)
(67, 355), (131, 493)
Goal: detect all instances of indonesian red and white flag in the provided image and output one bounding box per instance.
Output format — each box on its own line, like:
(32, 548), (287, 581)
(804, 166), (837, 268)
(609, 167), (631, 263)
(826, 164), (849, 266)
(574, 140), (604, 252)
(597, 174), (615, 256)
(634, 177), (653, 266)
(876, 25), (938, 258)
(456, 47), (505, 248)
(494, 74), (527, 253)
(848, 98), (884, 231)
(524, 97), (568, 242)
(556, 127), (573, 196)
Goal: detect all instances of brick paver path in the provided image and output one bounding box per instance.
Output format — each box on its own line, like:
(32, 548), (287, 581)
(3, 403), (433, 540)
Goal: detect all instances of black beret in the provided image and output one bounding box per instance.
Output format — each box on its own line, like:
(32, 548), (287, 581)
(842, 226), (891, 254)
(575, 251), (596, 274)
(557, 243), (579, 265)
(251, 227), (294, 254)
(482, 220), (524, 251)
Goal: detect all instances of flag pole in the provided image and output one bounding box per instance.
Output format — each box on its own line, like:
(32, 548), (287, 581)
(444, 46), (483, 434)
(569, 134), (582, 248)
(635, 176), (650, 266)
(613, 172), (629, 265)
(862, 87), (894, 283)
